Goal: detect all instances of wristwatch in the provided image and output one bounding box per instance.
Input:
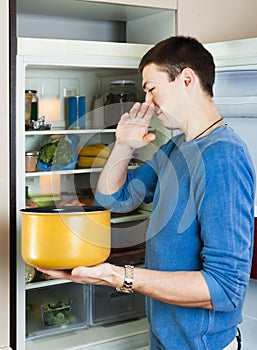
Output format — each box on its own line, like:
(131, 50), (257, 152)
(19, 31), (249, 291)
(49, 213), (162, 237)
(116, 265), (134, 294)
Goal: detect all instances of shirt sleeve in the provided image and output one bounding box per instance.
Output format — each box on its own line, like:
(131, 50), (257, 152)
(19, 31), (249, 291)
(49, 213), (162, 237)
(94, 153), (159, 212)
(198, 140), (255, 312)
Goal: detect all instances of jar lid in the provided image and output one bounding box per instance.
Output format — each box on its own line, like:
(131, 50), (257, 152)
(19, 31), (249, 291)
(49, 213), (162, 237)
(110, 80), (135, 85)
(25, 90), (37, 94)
(25, 151), (39, 156)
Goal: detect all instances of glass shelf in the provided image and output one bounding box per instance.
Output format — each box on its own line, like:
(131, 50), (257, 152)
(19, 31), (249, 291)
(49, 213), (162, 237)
(26, 278), (72, 290)
(25, 128), (116, 136)
(25, 165), (137, 177)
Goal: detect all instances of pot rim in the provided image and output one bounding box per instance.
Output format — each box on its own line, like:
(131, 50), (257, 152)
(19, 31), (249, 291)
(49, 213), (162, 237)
(20, 205), (110, 214)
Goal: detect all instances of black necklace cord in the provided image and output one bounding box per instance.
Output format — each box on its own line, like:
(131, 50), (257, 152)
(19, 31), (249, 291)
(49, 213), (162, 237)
(193, 117), (224, 140)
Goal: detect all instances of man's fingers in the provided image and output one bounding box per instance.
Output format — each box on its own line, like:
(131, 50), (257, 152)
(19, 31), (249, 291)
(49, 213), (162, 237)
(128, 102), (155, 120)
(136, 102), (152, 118)
(128, 102), (141, 118)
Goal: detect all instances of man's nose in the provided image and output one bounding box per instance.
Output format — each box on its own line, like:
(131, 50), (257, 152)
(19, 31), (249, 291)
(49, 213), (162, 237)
(145, 92), (153, 103)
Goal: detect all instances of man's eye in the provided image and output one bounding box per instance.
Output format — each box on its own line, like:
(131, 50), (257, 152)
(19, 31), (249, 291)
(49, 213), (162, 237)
(148, 87), (155, 93)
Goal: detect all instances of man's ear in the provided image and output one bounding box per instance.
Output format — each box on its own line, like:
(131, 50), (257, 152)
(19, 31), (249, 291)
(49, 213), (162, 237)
(184, 77), (191, 87)
(181, 68), (195, 89)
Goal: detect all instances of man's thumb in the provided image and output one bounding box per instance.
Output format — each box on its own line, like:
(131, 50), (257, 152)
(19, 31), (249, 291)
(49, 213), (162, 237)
(143, 133), (156, 143)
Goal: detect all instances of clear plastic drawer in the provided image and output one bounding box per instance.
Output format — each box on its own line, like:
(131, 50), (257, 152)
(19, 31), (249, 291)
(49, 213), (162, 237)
(90, 285), (145, 326)
(26, 282), (89, 339)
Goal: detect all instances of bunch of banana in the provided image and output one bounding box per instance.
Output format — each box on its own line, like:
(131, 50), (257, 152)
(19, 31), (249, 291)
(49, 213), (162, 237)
(77, 143), (111, 168)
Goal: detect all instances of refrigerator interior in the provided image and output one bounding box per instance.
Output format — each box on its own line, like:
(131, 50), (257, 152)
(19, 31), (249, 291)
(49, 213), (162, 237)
(24, 64), (143, 195)
(20, 56), (161, 347)
(15, 0), (177, 348)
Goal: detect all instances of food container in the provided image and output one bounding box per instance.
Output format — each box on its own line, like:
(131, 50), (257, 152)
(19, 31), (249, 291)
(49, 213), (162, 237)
(90, 285), (145, 326)
(26, 283), (89, 339)
(65, 95), (86, 129)
(25, 151), (39, 172)
(41, 301), (72, 327)
(104, 80), (139, 128)
(105, 80), (138, 105)
(21, 206), (111, 269)
(25, 92), (33, 130)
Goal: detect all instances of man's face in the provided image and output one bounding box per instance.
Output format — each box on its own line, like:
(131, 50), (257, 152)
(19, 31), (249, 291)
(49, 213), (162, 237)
(142, 63), (184, 130)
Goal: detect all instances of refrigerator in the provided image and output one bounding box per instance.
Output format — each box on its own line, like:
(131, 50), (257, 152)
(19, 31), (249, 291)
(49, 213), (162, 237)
(14, 3), (257, 350)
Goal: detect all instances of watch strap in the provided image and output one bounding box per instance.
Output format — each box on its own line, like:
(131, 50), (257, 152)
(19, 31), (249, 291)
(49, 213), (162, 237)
(116, 264), (134, 294)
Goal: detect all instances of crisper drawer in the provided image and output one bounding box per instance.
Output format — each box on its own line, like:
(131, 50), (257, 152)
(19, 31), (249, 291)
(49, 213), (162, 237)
(90, 285), (145, 326)
(26, 282), (89, 340)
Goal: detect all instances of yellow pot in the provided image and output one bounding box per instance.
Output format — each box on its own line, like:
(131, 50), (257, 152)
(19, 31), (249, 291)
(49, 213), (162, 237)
(21, 206), (110, 269)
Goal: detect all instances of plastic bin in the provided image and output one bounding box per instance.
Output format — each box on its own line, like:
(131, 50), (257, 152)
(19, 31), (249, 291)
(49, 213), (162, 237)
(41, 300), (72, 328)
(90, 285), (145, 326)
(26, 282), (89, 339)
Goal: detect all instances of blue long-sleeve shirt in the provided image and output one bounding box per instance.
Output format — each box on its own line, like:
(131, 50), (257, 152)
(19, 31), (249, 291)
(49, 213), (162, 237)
(95, 125), (255, 349)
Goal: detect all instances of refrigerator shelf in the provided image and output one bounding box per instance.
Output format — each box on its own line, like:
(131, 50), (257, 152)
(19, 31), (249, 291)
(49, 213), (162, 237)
(25, 128), (117, 136)
(25, 165), (138, 177)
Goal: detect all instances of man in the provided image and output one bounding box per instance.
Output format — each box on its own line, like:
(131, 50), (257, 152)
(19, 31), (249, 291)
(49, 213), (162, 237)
(40, 36), (255, 349)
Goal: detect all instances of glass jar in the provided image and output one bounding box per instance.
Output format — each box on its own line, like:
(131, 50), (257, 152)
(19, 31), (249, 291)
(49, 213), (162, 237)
(25, 151), (39, 172)
(25, 90), (38, 121)
(104, 80), (139, 128)
(105, 80), (138, 105)
(25, 92), (32, 130)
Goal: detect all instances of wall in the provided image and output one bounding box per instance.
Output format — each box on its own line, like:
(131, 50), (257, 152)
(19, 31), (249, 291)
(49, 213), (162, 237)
(0, 0), (10, 348)
(177, 0), (257, 43)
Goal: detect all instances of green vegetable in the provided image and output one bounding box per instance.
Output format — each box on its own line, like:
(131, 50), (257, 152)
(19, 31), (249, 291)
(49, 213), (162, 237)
(39, 139), (73, 166)
(43, 311), (55, 325)
(54, 312), (66, 325)
(41, 300), (71, 327)
(52, 140), (73, 165)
